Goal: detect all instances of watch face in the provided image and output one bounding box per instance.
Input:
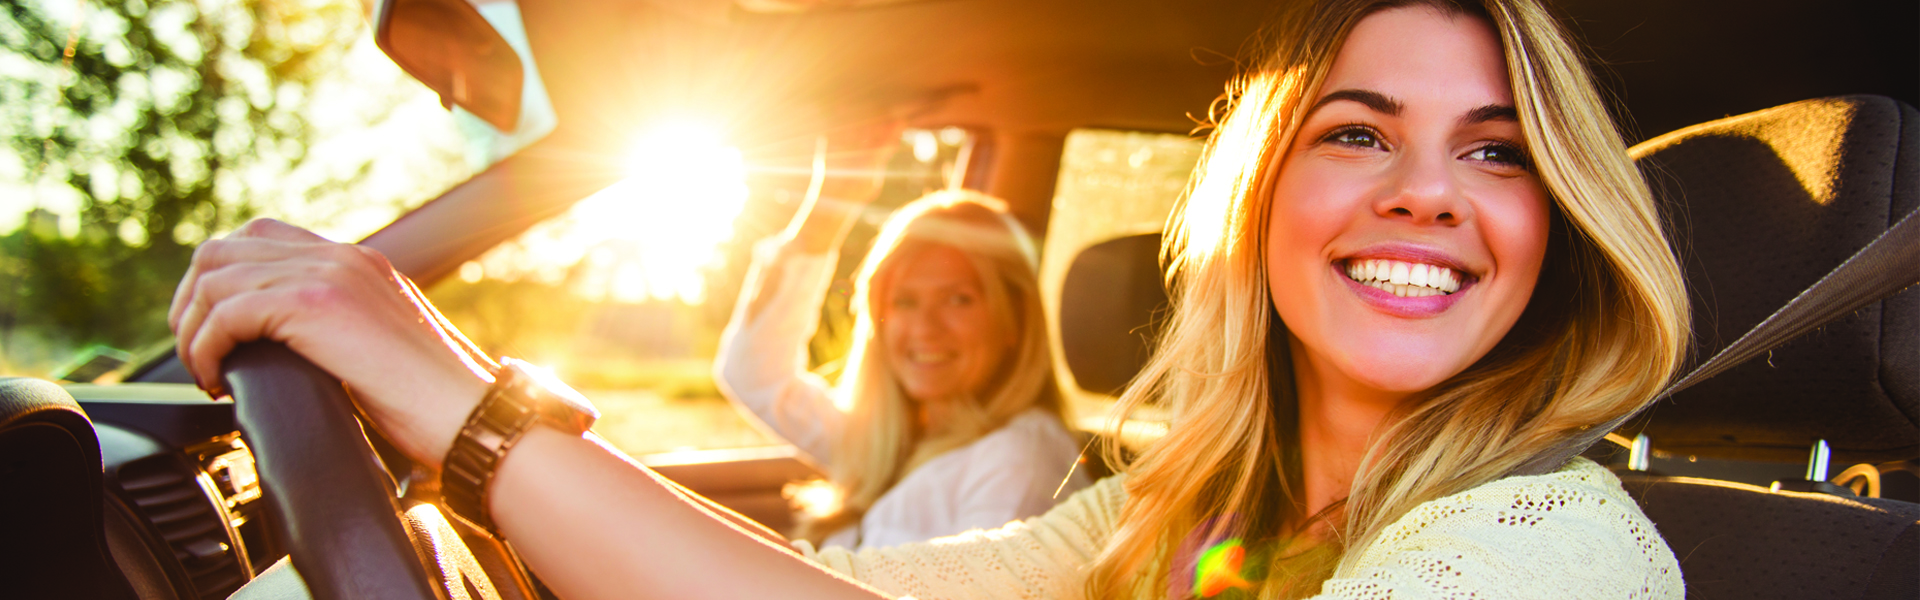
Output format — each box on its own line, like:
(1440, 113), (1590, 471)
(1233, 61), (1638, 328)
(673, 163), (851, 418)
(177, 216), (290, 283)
(501, 358), (599, 433)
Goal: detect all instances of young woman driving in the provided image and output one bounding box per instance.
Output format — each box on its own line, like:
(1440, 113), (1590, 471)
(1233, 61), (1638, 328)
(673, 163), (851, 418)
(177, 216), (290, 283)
(168, 0), (1688, 597)
(713, 136), (1088, 549)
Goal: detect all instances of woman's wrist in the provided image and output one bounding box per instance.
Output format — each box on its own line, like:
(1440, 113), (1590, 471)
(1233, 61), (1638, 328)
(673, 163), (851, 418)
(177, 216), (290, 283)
(381, 366), (492, 472)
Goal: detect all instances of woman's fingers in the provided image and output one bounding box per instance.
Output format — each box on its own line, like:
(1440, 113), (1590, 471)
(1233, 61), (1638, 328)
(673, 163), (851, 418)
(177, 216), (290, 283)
(173, 261), (321, 384)
(179, 285), (311, 393)
(171, 229), (394, 391)
(169, 234), (335, 329)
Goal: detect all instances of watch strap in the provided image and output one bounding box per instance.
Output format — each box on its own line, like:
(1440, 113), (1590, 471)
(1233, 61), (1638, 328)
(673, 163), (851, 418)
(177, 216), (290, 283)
(440, 373), (543, 536)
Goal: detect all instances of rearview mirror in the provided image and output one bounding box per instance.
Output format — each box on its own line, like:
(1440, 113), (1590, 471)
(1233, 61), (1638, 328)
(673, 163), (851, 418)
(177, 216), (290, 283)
(373, 0), (525, 131)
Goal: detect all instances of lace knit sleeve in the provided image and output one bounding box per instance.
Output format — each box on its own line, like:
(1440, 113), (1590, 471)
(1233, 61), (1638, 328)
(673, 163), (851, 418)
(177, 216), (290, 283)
(797, 474), (1128, 600)
(1316, 458), (1684, 600)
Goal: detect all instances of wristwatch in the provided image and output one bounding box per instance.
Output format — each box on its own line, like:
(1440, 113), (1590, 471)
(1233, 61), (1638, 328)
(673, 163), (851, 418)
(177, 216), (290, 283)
(441, 358), (599, 536)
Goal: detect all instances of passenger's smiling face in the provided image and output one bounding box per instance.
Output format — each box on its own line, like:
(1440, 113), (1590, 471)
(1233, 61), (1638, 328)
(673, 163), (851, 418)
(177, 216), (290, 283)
(1265, 6), (1551, 399)
(879, 244), (1010, 404)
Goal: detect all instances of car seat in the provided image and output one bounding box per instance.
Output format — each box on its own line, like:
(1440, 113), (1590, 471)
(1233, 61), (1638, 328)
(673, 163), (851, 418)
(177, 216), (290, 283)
(1616, 95), (1919, 599)
(0, 378), (148, 599)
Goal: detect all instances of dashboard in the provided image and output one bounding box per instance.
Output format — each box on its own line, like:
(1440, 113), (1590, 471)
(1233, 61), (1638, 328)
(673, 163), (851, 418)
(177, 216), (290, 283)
(71, 383), (280, 599)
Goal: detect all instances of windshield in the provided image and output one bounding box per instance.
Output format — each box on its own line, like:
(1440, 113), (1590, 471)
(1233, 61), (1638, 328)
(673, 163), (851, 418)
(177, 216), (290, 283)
(425, 125), (980, 456)
(0, 0), (479, 379)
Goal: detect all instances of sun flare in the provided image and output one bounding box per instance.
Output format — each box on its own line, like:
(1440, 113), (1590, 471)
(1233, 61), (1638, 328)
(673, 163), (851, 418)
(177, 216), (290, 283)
(471, 118), (749, 304)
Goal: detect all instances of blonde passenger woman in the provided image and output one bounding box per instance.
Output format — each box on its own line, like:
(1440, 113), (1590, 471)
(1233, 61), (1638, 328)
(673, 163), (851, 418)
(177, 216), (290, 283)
(714, 143), (1089, 548)
(170, 0), (1691, 598)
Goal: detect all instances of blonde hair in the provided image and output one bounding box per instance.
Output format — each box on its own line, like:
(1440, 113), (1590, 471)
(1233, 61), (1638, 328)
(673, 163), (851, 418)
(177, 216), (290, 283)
(1087, 1), (1690, 597)
(805, 190), (1066, 541)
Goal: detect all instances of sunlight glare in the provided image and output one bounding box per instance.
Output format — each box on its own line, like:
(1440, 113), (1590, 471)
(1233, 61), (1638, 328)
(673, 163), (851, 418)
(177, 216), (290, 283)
(782, 478), (844, 519)
(547, 119), (748, 303)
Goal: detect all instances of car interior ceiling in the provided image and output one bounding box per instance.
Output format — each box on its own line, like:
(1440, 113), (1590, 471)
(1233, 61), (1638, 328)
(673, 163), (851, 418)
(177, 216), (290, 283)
(6, 0), (1916, 598)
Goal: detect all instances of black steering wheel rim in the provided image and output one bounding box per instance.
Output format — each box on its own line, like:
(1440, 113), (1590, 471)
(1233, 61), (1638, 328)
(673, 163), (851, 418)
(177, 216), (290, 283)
(223, 340), (451, 599)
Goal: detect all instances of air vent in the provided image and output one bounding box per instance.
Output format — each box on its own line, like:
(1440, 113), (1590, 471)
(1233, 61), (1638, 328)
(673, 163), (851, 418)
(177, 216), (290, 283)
(117, 455), (248, 599)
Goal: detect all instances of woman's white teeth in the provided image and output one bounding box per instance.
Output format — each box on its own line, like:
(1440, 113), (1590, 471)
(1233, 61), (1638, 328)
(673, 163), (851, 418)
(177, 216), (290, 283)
(1344, 259), (1461, 296)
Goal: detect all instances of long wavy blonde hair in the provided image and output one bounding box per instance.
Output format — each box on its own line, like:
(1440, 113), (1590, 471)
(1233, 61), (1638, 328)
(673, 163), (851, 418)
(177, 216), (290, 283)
(805, 190), (1066, 542)
(1086, 1), (1689, 597)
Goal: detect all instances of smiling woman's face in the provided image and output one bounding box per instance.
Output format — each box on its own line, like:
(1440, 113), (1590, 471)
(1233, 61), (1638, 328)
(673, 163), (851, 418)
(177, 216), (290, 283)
(879, 244), (1011, 404)
(1266, 6), (1551, 401)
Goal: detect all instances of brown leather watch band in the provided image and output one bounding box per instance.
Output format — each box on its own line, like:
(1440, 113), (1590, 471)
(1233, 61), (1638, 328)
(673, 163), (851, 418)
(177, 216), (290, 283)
(441, 358), (598, 537)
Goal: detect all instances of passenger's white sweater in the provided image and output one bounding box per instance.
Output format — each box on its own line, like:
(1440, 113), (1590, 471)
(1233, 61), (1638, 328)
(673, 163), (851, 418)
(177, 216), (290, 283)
(799, 458), (1683, 599)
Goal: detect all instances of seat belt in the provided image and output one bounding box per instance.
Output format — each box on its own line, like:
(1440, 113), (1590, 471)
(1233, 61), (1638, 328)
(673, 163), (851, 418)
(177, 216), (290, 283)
(1510, 204), (1920, 477)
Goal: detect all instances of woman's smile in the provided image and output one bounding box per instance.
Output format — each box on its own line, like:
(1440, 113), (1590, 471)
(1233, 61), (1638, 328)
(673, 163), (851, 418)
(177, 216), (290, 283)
(1332, 244), (1482, 318)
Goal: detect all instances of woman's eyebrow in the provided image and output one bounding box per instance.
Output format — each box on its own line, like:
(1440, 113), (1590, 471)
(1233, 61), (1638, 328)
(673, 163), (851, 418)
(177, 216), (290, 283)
(1308, 89), (1403, 118)
(1461, 104), (1519, 124)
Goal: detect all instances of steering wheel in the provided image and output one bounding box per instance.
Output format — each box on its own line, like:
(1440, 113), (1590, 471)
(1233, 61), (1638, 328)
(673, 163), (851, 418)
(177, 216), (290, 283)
(223, 341), (536, 600)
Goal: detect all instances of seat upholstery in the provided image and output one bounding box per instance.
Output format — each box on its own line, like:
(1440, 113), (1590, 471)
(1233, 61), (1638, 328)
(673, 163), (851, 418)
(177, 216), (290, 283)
(1631, 95), (1919, 463)
(1623, 96), (1920, 598)
(0, 377), (140, 599)
(1621, 474), (1919, 600)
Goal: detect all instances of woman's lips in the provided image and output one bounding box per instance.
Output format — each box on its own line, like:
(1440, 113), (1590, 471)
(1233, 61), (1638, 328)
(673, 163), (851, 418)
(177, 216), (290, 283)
(1333, 256), (1476, 318)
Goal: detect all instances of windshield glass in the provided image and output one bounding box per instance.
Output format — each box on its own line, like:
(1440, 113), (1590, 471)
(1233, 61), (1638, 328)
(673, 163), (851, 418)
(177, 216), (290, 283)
(426, 125), (979, 457)
(0, 0), (479, 379)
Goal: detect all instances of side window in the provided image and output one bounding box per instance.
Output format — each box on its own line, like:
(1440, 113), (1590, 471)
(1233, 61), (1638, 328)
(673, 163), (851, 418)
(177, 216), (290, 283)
(426, 126), (980, 457)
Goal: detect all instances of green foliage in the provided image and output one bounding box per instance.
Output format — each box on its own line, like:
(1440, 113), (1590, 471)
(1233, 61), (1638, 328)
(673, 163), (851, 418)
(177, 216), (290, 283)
(0, 0), (364, 372)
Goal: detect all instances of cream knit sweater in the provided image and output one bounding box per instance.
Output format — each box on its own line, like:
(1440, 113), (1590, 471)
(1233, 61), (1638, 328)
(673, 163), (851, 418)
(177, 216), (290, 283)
(798, 457), (1683, 599)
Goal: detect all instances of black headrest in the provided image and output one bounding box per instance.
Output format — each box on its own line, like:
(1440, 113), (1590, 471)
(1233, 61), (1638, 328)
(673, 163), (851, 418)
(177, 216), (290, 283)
(1058, 234), (1168, 395)
(0, 378), (138, 599)
(1633, 95), (1919, 463)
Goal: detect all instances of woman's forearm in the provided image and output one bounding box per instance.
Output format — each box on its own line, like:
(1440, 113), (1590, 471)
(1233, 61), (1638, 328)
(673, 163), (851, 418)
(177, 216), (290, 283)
(490, 426), (889, 600)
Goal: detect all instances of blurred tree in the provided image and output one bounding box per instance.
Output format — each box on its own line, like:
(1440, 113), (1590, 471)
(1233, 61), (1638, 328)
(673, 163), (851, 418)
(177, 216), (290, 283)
(0, 0), (363, 360)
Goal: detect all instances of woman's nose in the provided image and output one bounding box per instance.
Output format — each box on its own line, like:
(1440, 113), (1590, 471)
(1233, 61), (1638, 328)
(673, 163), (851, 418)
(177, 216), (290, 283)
(1374, 153), (1469, 226)
(896, 306), (947, 338)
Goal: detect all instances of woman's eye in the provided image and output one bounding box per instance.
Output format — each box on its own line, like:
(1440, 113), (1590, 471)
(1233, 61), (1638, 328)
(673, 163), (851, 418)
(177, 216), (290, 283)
(891, 296), (918, 310)
(1325, 127), (1383, 149)
(946, 293), (976, 307)
(1466, 143), (1532, 169)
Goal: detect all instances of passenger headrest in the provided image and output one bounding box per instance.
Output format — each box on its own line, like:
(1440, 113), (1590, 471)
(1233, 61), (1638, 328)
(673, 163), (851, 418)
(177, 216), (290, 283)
(1039, 129), (1195, 409)
(1632, 95), (1918, 463)
(1057, 233), (1167, 396)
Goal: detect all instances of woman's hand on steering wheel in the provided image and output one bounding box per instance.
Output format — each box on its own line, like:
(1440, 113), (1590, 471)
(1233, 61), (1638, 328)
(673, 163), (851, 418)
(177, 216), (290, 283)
(168, 218), (488, 471)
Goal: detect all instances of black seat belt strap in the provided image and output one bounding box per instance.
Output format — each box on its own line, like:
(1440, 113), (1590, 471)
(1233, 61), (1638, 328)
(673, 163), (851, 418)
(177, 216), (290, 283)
(1510, 204), (1920, 477)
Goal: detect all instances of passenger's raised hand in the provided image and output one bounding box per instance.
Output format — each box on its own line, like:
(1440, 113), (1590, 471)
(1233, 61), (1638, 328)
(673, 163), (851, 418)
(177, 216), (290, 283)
(168, 218), (489, 470)
(816, 118), (905, 205)
(789, 119), (905, 253)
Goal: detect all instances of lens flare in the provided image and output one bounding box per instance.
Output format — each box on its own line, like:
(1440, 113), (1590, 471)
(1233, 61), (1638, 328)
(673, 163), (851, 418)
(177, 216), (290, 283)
(1194, 538), (1253, 598)
(474, 118), (748, 303)
(783, 479), (844, 519)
